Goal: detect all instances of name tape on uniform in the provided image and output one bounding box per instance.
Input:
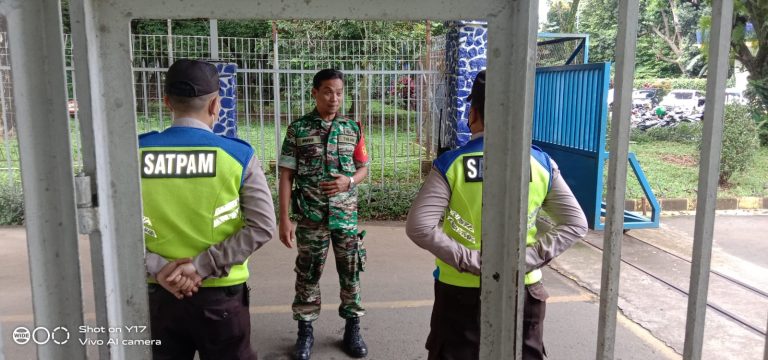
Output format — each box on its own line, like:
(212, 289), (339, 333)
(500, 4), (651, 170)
(463, 156), (484, 182)
(338, 135), (357, 144)
(142, 150), (217, 178)
(297, 136), (323, 146)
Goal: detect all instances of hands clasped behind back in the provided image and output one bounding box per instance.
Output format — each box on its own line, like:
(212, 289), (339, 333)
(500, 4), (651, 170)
(157, 258), (203, 299)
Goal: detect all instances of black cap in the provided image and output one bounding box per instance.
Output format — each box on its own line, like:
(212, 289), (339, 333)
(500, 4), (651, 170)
(466, 70), (486, 103)
(164, 59), (219, 97)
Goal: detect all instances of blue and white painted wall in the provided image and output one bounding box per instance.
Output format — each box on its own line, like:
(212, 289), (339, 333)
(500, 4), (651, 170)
(446, 21), (487, 147)
(213, 62), (238, 137)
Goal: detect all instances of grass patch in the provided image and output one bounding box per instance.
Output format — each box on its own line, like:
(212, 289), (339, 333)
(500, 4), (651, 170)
(626, 142), (768, 199)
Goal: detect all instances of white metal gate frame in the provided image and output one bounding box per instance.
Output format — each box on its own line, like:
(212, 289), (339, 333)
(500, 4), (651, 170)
(0, 0), (751, 359)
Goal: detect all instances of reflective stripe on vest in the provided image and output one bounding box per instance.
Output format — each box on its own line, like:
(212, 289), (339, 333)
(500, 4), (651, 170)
(435, 141), (551, 288)
(140, 144), (249, 287)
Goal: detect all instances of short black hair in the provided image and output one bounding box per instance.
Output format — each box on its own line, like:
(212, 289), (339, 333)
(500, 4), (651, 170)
(167, 91), (218, 114)
(313, 69), (344, 89)
(467, 70), (486, 120)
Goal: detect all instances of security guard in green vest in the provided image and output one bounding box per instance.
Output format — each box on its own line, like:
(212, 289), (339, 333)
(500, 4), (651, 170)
(405, 70), (588, 359)
(140, 59), (276, 360)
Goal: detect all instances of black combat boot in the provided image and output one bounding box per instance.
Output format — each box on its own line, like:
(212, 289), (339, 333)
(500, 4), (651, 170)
(343, 317), (368, 358)
(294, 320), (314, 360)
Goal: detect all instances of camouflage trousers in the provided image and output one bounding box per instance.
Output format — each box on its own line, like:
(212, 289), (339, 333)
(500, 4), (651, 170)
(292, 218), (366, 321)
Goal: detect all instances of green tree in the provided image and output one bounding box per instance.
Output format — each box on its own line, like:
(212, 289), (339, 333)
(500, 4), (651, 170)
(728, 0), (768, 111)
(576, 0), (618, 63)
(542, 0), (580, 33)
(639, 0), (705, 76)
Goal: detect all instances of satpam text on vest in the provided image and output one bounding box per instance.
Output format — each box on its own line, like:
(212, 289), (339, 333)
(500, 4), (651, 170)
(142, 151), (216, 177)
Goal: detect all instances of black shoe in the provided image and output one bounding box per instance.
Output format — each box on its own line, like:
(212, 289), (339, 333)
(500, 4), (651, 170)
(294, 320), (314, 360)
(343, 317), (368, 358)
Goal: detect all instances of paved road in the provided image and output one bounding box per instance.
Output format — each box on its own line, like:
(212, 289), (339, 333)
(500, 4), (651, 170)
(0, 223), (676, 359)
(660, 215), (768, 268)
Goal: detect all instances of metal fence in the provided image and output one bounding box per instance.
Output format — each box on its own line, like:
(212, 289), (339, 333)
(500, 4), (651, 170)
(0, 32), (448, 192)
(132, 34), (447, 188)
(0, 30), (588, 192)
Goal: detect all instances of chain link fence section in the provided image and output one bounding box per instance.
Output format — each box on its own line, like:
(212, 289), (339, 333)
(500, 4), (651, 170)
(0, 24), (18, 190)
(537, 34), (588, 67)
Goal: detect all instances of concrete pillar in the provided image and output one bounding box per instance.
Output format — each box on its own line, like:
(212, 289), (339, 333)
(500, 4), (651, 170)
(446, 21), (488, 147)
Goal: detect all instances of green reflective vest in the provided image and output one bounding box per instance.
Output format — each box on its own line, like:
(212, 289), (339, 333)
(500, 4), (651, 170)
(433, 137), (552, 288)
(139, 126), (254, 287)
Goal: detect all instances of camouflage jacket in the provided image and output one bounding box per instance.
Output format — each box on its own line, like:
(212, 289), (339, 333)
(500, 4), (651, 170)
(279, 110), (369, 229)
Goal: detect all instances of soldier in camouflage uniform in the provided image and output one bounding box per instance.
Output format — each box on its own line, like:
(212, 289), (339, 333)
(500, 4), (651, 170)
(278, 69), (370, 360)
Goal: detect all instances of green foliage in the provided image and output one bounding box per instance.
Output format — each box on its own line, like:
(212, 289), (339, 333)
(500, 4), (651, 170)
(630, 122), (702, 144)
(638, 0), (704, 76)
(701, 0), (768, 112)
(714, 104), (760, 185)
(635, 38), (684, 78)
(633, 77), (708, 97)
(577, 0), (618, 63)
(542, 0), (580, 33)
(752, 110), (768, 147)
(357, 183), (419, 220)
(0, 181), (24, 225)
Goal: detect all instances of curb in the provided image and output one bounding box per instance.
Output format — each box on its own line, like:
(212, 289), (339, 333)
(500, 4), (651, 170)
(625, 197), (768, 211)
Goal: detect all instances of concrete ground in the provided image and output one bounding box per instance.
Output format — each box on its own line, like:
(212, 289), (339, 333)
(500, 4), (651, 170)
(1, 214), (765, 359)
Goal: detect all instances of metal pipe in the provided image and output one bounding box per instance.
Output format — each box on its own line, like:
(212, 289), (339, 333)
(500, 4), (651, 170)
(480, 1), (539, 358)
(66, 1), (153, 357)
(683, 0), (734, 358)
(272, 21), (281, 181)
(595, 0), (640, 357)
(69, 0), (112, 357)
(209, 19), (219, 60)
(3, 0), (86, 358)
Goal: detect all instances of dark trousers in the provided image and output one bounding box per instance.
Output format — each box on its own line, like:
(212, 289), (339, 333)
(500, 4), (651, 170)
(148, 283), (257, 360)
(426, 281), (548, 360)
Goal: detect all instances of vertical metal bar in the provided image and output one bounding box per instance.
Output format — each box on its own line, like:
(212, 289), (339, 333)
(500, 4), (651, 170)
(69, 1), (153, 359)
(596, 0), (640, 358)
(354, 66), (360, 122)
(393, 72), (398, 182)
(683, 0), (734, 358)
(167, 19), (173, 64)
(209, 19), (219, 61)
(300, 61), (305, 114)
(367, 68), (373, 204)
(273, 23), (281, 179)
(380, 67), (385, 184)
(406, 74), (411, 182)
(340, 63), (346, 115)
(480, 1), (539, 358)
(244, 71), (251, 142)
(583, 35), (590, 64)
(157, 70), (164, 127)
(764, 314), (768, 360)
(258, 65), (265, 163)
(141, 64), (149, 125)
(5, 0), (86, 358)
(69, 0), (111, 357)
(0, 70), (12, 187)
(417, 68), (423, 181)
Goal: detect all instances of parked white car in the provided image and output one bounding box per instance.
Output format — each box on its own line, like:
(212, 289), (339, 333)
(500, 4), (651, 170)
(725, 88), (748, 105)
(659, 89), (705, 110)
